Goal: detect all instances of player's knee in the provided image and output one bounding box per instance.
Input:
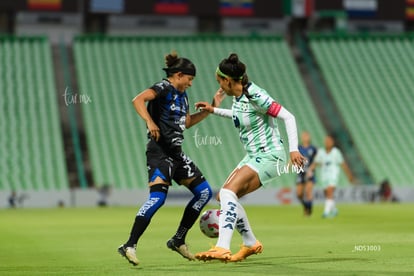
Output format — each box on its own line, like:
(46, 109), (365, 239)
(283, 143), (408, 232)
(220, 188), (238, 201)
(190, 177), (212, 211)
(136, 184), (168, 219)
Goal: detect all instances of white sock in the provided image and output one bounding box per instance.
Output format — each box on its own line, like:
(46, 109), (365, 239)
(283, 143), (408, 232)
(324, 199), (334, 214)
(216, 189), (238, 250)
(235, 202), (257, 247)
(331, 199), (336, 211)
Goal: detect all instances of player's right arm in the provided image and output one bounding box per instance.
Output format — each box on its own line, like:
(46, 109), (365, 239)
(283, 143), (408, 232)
(341, 161), (355, 184)
(132, 89), (160, 141)
(306, 151), (320, 179)
(194, 88), (231, 118)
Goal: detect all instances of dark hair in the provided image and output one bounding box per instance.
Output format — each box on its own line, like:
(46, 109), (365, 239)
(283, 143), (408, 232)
(163, 51), (196, 77)
(217, 53), (250, 95)
(326, 133), (336, 141)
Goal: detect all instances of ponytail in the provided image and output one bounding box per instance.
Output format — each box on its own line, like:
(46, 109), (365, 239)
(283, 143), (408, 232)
(163, 50), (196, 77)
(217, 53), (250, 97)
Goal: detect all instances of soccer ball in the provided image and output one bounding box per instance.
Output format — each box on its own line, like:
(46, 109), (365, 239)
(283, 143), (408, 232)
(199, 209), (220, 238)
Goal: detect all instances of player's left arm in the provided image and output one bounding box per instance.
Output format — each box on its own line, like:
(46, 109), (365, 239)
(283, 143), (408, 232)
(268, 102), (306, 167)
(341, 161), (355, 184)
(186, 108), (209, 129)
(188, 88), (227, 128)
(306, 148), (321, 178)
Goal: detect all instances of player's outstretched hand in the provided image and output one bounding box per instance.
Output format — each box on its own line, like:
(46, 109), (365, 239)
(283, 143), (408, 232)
(195, 102), (214, 113)
(290, 151), (306, 168)
(212, 88), (226, 107)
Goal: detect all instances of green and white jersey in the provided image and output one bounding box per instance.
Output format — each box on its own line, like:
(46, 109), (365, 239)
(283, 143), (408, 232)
(232, 82), (284, 156)
(314, 147), (344, 186)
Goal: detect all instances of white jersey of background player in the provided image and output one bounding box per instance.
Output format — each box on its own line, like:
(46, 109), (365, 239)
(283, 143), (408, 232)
(308, 135), (354, 218)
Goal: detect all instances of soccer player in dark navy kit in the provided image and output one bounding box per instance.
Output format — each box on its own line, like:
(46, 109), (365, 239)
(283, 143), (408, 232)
(118, 51), (223, 266)
(296, 131), (317, 216)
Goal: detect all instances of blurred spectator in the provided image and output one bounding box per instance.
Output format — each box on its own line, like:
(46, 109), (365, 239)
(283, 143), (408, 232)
(378, 179), (399, 202)
(58, 200), (65, 208)
(8, 191), (17, 208)
(97, 184), (111, 207)
(8, 191), (28, 208)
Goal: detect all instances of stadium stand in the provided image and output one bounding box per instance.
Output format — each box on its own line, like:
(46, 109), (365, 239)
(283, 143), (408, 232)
(73, 35), (326, 189)
(0, 36), (68, 191)
(309, 33), (414, 186)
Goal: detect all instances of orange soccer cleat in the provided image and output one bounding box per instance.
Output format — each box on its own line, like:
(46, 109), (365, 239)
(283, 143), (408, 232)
(195, 246), (231, 262)
(229, 240), (263, 262)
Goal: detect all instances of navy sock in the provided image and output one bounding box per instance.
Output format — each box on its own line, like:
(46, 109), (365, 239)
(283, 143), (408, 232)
(298, 196), (305, 207)
(125, 216), (151, 247)
(125, 184), (168, 247)
(304, 200), (313, 215)
(172, 180), (212, 245)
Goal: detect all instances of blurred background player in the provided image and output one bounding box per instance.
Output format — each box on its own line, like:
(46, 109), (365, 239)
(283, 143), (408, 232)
(194, 53), (305, 262)
(118, 51), (220, 266)
(308, 134), (354, 218)
(296, 131), (317, 216)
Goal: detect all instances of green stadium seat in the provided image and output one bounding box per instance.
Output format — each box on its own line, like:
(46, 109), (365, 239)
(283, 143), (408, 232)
(310, 34), (414, 186)
(0, 36), (68, 191)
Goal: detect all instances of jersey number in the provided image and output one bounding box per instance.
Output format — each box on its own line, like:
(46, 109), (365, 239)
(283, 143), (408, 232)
(183, 164), (194, 178)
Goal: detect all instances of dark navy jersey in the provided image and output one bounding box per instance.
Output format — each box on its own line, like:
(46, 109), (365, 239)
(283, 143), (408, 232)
(299, 144), (317, 171)
(147, 79), (188, 155)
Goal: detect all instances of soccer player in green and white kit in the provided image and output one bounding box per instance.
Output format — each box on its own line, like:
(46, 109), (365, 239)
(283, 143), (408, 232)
(194, 53), (306, 262)
(307, 134), (354, 218)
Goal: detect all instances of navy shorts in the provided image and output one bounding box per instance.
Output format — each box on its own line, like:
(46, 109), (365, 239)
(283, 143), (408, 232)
(296, 172), (315, 185)
(146, 140), (203, 184)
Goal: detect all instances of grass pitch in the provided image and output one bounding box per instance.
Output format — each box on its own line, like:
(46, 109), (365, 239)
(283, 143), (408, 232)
(0, 203), (413, 275)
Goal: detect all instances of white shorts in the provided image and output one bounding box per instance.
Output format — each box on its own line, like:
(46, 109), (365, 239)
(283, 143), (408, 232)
(319, 175), (339, 188)
(237, 150), (287, 185)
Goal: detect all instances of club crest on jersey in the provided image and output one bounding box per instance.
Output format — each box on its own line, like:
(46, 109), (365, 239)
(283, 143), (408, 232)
(176, 116), (186, 130)
(240, 103), (249, 112)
